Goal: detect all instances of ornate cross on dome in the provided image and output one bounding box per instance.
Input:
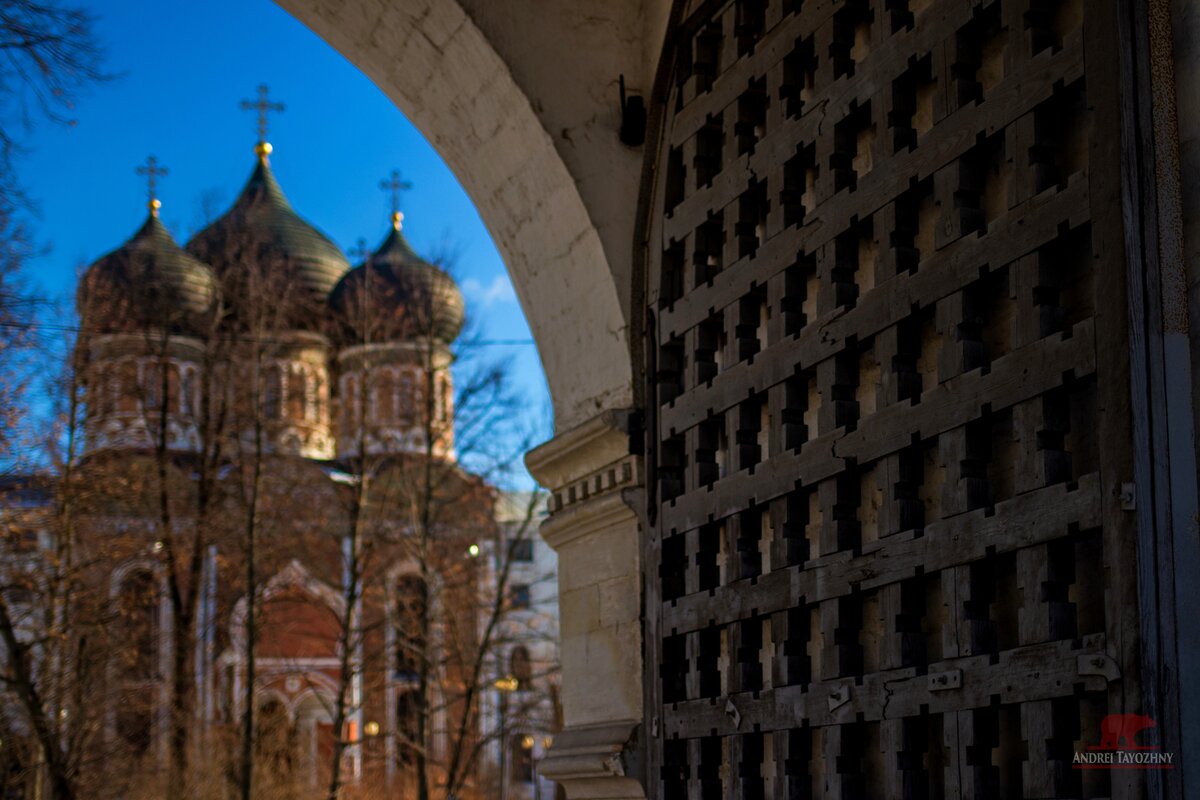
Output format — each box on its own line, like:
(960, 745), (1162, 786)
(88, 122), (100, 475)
(348, 237), (370, 263)
(240, 84), (285, 160)
(380, 169), (412, 230)
(135, 155), (168, 217)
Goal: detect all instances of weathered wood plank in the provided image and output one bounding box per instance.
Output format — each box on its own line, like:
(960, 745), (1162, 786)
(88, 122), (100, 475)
(663, 636), (1109, 738)
(664, 473), (1101, 634)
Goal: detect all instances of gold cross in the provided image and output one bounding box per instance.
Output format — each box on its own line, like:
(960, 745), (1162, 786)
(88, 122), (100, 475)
(240, 84), (285, 159)
(135, 155), (168, 217)
(380, 169), (412, 230)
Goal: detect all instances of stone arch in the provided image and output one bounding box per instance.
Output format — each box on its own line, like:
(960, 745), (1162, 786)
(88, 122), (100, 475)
(276, 0), (639, 430)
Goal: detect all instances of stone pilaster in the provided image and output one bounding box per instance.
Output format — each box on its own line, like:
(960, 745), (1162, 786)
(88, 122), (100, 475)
(526, 410), (646, 800)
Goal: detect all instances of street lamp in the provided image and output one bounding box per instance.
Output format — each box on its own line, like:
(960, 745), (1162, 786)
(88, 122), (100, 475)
(494, 674), (518, 800)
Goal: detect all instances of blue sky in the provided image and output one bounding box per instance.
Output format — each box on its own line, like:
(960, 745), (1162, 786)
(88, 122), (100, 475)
(16, 0), (549, 484)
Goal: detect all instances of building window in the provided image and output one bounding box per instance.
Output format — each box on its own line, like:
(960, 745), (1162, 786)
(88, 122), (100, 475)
(373, 370), (396, 424)
(263, 364), (283, 420)
(166, 364), (181, 413)
(509, 584), (531, 610)
(117, 361), (138, 413)
(287, 367), (307, 421)
(117, 570), (159, 679)
(143, 362), (162, 410)
(510, 539), (534, 562)
(394, 576), (427, 679)
(510, 646), (532, 690)
(395, 689), (419, 766)
(181, 367), (196, 416)
(92, 363), (111, 415)
(511, 734), (534, 783)
(398, 371), (415, 420)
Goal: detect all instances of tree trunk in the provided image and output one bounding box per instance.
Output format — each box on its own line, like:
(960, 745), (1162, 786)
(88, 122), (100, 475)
(0, 596), (76, 800)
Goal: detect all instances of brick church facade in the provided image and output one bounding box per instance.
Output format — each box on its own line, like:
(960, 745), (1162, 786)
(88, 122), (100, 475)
(62, 128), (499, 797)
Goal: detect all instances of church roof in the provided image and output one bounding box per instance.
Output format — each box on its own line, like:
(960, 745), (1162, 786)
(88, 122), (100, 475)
(186, 156), (350, 304)
(79, 213), (219, 336)
(330, 217), (465, 344)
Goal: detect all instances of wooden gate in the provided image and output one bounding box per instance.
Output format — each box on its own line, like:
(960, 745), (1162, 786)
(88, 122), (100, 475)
(641, 0), (1145, 796)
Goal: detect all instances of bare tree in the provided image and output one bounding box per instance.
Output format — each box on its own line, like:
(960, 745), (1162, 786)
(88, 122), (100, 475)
(222, 231), (322, 800)
(316, 244), (554, 800)
(0, 0), (107, 201)
(0, 5), (107, 796)
(0, 297), (158, 800)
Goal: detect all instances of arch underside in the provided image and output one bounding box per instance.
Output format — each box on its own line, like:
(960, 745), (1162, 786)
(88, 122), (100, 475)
(277, 0), (643, 431)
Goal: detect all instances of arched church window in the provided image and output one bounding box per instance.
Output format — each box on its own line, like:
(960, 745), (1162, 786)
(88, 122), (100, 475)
(263, 364), (283, 420)
(510, 645), (532, 690)
(143, 362), (164, 411)
(395, 689), (419, 766)
(287, 366), (307, 421)
(92, 363), (111, 416)
(181, 367), (196, 417)
(394, 575), (427, 680)
(117, 361), (138, 413)
(373, 370), (396, 424)
(413, 375), (425, 421)
(398, 371), (415, 420)
(166, 363), (181, 414)
(117, 569), (159, 679)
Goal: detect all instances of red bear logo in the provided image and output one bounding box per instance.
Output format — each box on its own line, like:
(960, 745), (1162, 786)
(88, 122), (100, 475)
(1098, 714), (1156, 750)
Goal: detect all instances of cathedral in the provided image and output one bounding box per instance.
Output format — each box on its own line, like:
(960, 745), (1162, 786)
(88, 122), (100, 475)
(19, 91), (553, 799)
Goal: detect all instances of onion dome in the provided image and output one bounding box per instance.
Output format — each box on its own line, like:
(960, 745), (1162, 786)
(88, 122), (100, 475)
(79, 212), (219, 336)
(186, 155), (350, 311)
(330, 212), (465, 344)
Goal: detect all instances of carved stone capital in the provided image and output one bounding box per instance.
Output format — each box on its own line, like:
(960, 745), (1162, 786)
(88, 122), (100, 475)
(538, 721), (645, 800)
(526, 409), (639, 515)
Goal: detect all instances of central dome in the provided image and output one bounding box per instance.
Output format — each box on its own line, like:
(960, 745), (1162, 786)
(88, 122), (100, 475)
(187, 157), (350, 306)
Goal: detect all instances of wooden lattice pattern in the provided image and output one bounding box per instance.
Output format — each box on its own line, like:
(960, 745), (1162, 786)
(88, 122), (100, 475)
(644, 0), (1140, 797)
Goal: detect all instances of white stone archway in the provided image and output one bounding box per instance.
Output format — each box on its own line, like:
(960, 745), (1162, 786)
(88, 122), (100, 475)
(273, 3), (673, 796)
